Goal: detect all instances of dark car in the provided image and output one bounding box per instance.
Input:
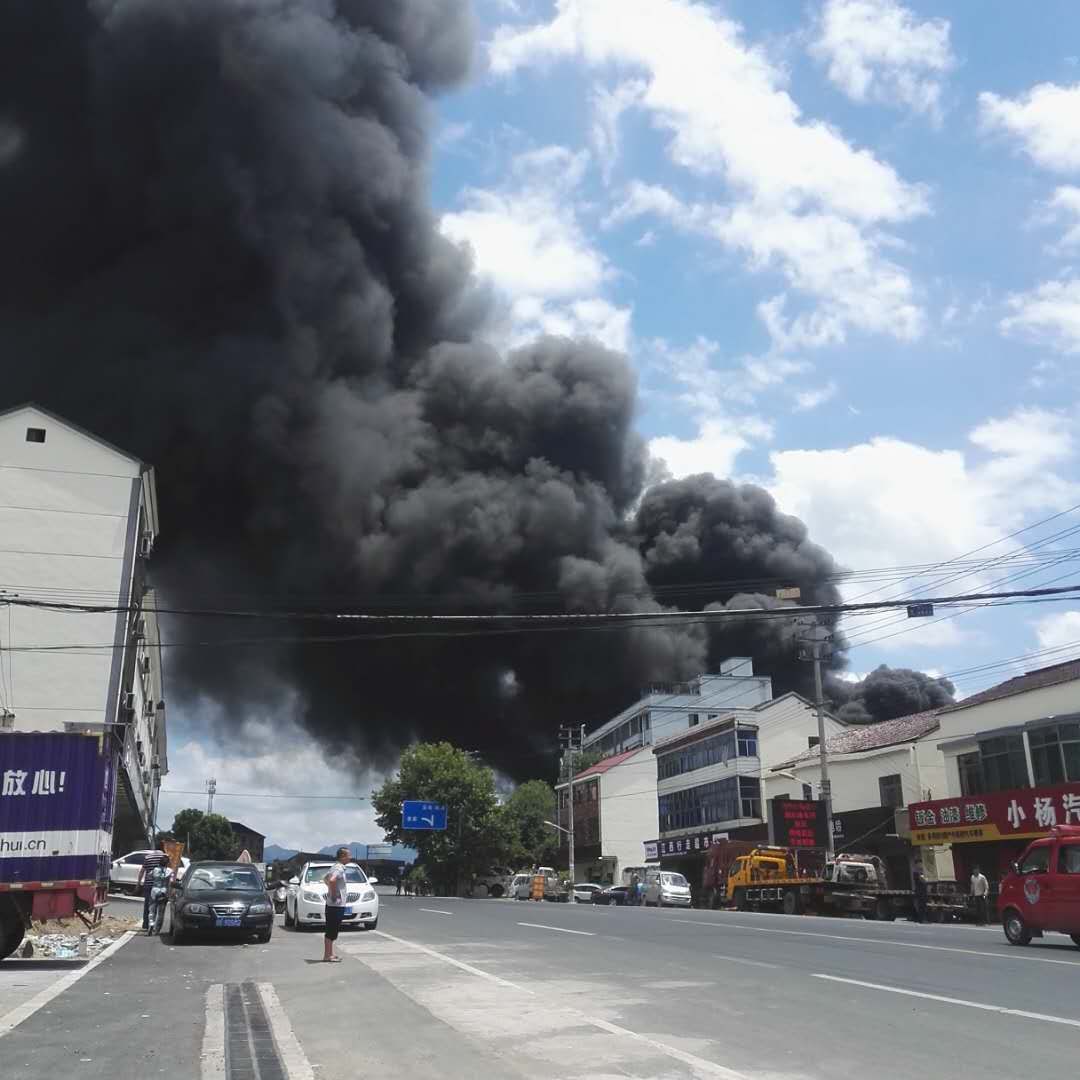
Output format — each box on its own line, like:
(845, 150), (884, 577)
(169, 861), (275, 944)
(593, 885), (631, 906)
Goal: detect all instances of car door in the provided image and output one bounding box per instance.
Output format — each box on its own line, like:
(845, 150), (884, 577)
(1016, 842), (1053, 930)
(1048, 839), (1080, 932)
(115, 852), (147, 888)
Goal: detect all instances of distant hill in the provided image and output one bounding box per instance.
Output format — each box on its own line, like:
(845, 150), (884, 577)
(264, 844), (299, 862)
(265, 840), (417, 863)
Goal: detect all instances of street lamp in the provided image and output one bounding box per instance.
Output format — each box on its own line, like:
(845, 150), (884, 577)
(543, 820), (576, 903)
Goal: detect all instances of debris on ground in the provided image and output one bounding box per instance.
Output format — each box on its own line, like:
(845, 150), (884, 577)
(20, 914), (142, 959)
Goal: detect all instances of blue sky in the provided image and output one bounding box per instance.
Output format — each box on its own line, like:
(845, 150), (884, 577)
(162, 1), (1080, 849)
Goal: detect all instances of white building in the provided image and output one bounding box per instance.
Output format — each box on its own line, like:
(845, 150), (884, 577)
(583, 659), (773, 758)
(0, 404), (167, 849)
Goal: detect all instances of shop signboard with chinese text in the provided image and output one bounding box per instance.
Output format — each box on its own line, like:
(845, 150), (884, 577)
(908, 782), (1080, 845)
(650, 831), (729, 857)
(771, 798), (829, 848)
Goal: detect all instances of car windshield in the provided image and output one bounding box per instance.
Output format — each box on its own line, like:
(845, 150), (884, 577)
(187, 867), (264, 893)
(662, 873), (688, 887)
(302, 864), (368, 885)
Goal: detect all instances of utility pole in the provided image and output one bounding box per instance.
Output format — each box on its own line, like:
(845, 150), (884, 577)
(558, 724), (585, 902)
(797, 621), (834, 856)
(205, 777), (217, 814)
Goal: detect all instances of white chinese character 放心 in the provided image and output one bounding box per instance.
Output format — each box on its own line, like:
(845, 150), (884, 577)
(1007, 799), (1026, 830)
(1063, 793), (1080, 825)
(1034, 796), (1057, 829)
(1, 769), (28, 796)
(31, 770), (57, 796)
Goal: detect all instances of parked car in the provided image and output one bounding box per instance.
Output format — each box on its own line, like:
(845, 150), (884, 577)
(472, 868), (513, 898)
(168, 862), (274, 943)
(284, 861), (379, 931)
(593, 885), (631, 906)
(572, 883), (604, 903)
(999, 824), (1080, 948)
(644, 870), (693, 908)
(110, 850), (189, 895)
(511, 873), (533, 900)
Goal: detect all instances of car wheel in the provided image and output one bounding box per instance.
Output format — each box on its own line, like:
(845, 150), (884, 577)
(284, 904), (295, 929)
(489, 884), (504, 899)
(170, 926), (186, 945)
(1003, 908), (1032, 946)
(256, 928), (272, 944)
(362, 917), (378, 931)
(782, 891), (800, 917)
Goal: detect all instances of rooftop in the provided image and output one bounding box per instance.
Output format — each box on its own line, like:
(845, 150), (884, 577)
(773, 709), (941, 769)
(562, 747), (649, 784)
(939, 658), (1080, 714)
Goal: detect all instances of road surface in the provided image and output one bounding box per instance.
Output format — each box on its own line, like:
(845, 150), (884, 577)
(2, 897), (1078, 1078)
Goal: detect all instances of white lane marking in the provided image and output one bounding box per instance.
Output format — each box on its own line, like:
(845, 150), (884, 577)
(200, 985), (225, 1080)
(666, 918), (1080, 967)
(812, 974), (1080, 1029)
(256, 983), (315, 1080)
(0, 930), (136, 1039)
(419, 908), (454, 916)
(374, 929), (746, 1078)
(517, 922), (595, 936)
(711, 953), (780, 970)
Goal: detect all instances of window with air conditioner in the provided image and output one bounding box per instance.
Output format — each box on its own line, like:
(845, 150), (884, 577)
(879, 773), (904, 809)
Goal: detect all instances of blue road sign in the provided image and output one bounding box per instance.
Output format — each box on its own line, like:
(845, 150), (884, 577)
(401, 800), (448, 830)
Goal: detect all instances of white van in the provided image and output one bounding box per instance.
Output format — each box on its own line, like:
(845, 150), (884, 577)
(644, 869), (692, 907)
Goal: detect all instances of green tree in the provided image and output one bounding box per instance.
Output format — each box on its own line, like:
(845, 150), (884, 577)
(499, 780), (558, 870)
(372, 743), (504, 895)
(171, 809), (240, 860)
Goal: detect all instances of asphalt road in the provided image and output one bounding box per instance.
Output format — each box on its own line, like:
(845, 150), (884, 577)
(1, 898), (1078, 1079)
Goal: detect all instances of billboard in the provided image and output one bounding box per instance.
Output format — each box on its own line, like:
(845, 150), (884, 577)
(0, 732), (116, 883)
(909, 783), (1080, 845)
(770, 798), (829, 849)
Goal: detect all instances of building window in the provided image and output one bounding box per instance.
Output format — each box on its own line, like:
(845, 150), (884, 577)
(879, 773), (903, 809)
(658, 774), (764, 832)
(1062, 722), (1080, 782)
(802, 783), (813, 801)
(1029, 727), (1065, 785)
(657, 726), (748, 780)
(808, 736), (820, 749)
(25, 427), (46, 443)
(978, 735), (1029, 792)
(737, 731), (758, 758)
(689, 713), (699, 727)
(957, 752), (984, 796)
(739, 776), (761, 819)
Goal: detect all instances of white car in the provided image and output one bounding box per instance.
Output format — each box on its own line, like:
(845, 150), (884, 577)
(572, 883), (604, 903)
(644, 870), (692, 907)
(110, 850), (190, 895)
(284, 862), (379, 931)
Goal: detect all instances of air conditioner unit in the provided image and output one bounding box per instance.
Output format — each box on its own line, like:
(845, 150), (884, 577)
(121, 691), (135, 712)
(141, 769), (151, 787)
(141, 657), (151, 675)
(138, 533), (153, 558)
(133, 618), (146, 641)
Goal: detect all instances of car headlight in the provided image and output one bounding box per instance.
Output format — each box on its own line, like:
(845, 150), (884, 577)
(359, 888), (375, 901)
(247, 901), (272, 914)
(184, 903), (209, 915)
(302, 890), (323, 903)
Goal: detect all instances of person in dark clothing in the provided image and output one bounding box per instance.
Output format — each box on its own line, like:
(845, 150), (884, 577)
(912, 861), (929, 923)
(137, 846), (169, 932)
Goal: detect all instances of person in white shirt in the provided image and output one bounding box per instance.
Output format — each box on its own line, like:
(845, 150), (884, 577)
(970, 866), (990, 925)
(322, 847), (350, 963)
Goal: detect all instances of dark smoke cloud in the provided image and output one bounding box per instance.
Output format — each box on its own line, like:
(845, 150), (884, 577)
(0, 1), (908, 775)
(826, 666), (956, 725)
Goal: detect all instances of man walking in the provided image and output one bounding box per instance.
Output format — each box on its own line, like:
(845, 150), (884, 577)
(970, 865), (990, 925)
(137, 845), (168, 933)
(912, 860), (929, 924)
(322, 847), (350, 963)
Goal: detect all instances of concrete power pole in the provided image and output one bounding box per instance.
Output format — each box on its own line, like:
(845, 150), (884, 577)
(206, 777), (217, 814)
(797, 622), (834, 856)
(559, 724), (585, 902)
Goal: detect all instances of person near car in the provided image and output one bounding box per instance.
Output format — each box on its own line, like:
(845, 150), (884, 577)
(322, 846), (350, 963)
(630, 873), (640, 906)
(137, 846), (169, 932)
(970, 866), (990, 925)
(912, 860), (929, 923)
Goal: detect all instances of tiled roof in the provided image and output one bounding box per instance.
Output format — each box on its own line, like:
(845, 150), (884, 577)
(774, 709), (941, 768)
(939, 658), (1080, 713)
(574, 747), (646, 779)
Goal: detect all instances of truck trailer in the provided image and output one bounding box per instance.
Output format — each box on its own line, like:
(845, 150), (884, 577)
(0, 731), (119, 960)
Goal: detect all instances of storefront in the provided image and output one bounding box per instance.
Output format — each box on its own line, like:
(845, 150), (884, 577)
(909, 781), (1080, 888)
(648, 824), (768, 904)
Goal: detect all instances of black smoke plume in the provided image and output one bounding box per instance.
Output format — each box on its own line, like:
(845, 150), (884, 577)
(0, 1), (911, 775)
(826, 666), (956, 725)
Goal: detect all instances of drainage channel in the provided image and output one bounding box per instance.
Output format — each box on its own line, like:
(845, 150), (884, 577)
(224, 982), (288, 1080)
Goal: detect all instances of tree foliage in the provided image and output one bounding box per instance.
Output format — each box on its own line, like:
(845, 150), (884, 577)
(169, 809), (240, 861)
(498, 780), (558, 870)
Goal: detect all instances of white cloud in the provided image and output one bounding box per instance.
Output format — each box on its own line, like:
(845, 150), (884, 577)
(591, 79), (646, 182)
(160, 709), (388, 853)
(767, 408), (1077, 617)
(1039, 185), (1080, 252)
(1033, 610), (1080, 651)
(490, 0), (928, 346)
(507, 295), (631, 352)
(649, 420), (754, 481)
(1001, 278), (1080, 354)
(794, 381), (838, 412)
(811, 0), (954, 120)
(979, 82), (1080, 173)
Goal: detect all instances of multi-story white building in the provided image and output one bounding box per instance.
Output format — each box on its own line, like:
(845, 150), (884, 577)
(0, 404), (167, 850)
(583, 658), (773, 758)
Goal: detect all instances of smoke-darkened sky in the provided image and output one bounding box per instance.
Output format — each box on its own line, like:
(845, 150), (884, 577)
(0, 1), (955, 778)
